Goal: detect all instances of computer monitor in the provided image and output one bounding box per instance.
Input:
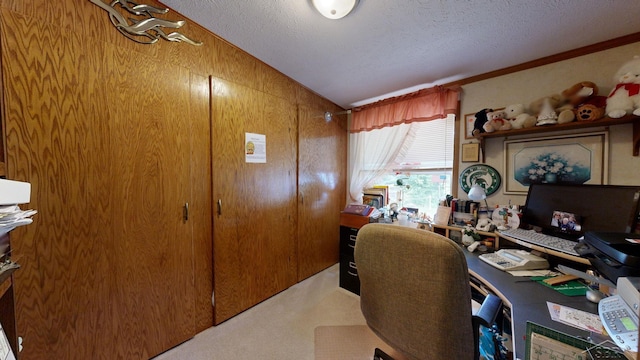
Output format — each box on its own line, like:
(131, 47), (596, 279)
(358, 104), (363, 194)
(520, 184), (640, 240)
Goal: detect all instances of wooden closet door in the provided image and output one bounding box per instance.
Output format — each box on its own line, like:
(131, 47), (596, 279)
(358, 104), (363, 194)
(105, 45), (196, 358)
(189, 73), (215, 332)
(210, 77), (297, 323)
(297, 105), (347, 281)
(1, 9), (203, 358)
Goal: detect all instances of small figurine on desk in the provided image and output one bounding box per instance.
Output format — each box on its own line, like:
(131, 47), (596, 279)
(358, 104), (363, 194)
(493, 205), (521, 230)
(388, 203), (399, 221)
(463, 225), (483, 253)
(462, 226), (481, 246)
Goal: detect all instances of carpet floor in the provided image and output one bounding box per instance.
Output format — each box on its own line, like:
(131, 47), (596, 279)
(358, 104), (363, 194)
(154, 264), (371, 360)
(314, 325), (408, 360)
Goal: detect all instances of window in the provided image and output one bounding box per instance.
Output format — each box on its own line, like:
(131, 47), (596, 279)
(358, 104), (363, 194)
(366, 114), (454, 218)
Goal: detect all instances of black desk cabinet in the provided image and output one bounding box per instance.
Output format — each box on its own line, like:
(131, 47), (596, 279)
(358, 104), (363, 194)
(339, 225), (360, 295)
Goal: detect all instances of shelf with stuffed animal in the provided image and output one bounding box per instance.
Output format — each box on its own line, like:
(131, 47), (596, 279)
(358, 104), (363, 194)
(474, 56), (640, 158)
(475, 58), (640, 159)
(478, 113), (638, 140)
(477, 113), (639, 157)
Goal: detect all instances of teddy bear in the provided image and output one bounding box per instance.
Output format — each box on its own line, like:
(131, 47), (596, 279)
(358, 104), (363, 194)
(575, 96), (607, 121)
(560, 81), (607, 122)
(606, 56), (640, 118)
(472, 108), (493, 138)
(504, 103), (536, 129)
(483, 110), (511, 132)
(475, 218), (495, 232)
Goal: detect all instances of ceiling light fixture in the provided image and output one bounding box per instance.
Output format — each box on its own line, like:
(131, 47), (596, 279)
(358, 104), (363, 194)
(311, 0), (359, 20)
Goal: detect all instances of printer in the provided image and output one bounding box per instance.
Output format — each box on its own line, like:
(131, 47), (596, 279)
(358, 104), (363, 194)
(576, 231), (640, 283)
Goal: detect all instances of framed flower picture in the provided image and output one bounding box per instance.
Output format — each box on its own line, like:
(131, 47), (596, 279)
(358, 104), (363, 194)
(503, 131), (609, 194)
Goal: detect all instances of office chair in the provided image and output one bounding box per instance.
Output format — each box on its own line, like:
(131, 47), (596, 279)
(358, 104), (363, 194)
(354, 223), (502, 360)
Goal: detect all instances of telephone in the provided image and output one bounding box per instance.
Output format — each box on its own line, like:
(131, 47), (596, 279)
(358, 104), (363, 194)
(479, 249), (549, 271)
(599, 277), (639, 352)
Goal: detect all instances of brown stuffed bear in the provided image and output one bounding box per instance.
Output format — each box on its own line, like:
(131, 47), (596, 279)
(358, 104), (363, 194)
(560, 81), (606, 122)
(575, 96), (607, 121)
(562, 81), (598, 106)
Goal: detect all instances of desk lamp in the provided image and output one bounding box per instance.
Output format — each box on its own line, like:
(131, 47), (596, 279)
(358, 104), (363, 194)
(467, 184), (489, 210)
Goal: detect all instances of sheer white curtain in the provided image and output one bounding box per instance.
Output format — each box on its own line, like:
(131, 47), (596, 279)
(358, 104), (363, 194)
(348, 123), (417, 203)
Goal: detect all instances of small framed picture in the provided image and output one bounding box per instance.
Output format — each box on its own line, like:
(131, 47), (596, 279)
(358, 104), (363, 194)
(464, 113), (477, 139)
(461, 142), (480, 162)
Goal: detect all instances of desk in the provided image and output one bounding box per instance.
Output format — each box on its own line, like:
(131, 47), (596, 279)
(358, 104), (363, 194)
(465, 250), (597, 359)
(341, 221), (606, 359)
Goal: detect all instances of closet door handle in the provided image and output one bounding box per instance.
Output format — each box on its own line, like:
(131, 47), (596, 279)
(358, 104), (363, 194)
(217, 199), (222, 216)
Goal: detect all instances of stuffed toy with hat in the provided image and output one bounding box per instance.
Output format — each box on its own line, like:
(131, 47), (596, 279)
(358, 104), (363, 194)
(528, 94), (576, 126)
(533, 96), (560, 126)
(606, 56), (640, 118)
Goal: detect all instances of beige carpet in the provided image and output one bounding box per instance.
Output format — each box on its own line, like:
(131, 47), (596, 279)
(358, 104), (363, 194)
(314, 325), (409, 360)
(155, 265), (370, 360)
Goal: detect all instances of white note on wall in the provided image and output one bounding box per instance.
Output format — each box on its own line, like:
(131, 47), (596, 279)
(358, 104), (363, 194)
(245, 133), (266, 163)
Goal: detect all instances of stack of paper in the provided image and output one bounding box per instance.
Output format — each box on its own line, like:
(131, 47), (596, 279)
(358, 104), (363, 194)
(546, 302), (603, 334)
(0, 205), (37, 237)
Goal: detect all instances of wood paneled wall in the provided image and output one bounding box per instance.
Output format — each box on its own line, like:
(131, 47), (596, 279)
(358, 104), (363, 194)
(0, 0), (346, 359)
(297, 106), (348, 281)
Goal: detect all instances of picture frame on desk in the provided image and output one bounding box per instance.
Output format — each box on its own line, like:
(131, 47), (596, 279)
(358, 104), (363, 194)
(362, 194), (383, 209)
(503, 131), (609, 194)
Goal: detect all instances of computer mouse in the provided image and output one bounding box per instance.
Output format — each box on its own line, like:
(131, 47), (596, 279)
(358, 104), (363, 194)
(586, 289), (605, 303)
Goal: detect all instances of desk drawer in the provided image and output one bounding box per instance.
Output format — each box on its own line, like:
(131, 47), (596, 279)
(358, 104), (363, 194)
(339, 253), (360, 295)
(340, 226), (358, 255)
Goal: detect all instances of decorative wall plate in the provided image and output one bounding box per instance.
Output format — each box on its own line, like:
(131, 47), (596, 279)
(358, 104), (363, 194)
(459, 164), (501, 196)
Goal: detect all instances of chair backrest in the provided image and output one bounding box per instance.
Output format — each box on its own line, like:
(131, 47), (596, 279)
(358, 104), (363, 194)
(355, 223), (474, 360)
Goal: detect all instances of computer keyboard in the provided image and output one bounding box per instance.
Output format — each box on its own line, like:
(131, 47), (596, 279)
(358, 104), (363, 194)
(499, 228), (580, 256)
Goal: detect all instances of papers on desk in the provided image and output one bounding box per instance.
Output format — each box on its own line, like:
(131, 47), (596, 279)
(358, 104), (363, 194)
(547, 302), (604, 334)
(0, 205), (37, 237)
(0, 321), (16, 360)
(508, 269), (559, 277)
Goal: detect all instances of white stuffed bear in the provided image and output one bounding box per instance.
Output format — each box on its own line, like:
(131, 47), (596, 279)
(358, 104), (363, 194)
(482, 110), (512, 132)
(475, 218), (494, 232)
(504, 103), (536, 129)
(606, 56), (640, 118)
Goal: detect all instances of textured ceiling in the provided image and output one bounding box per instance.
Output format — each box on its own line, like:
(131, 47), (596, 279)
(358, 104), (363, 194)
(160, 0), (640, 109)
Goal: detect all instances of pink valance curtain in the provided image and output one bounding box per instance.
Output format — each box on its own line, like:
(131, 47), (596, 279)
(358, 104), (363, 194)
(350, 85), (461, 133)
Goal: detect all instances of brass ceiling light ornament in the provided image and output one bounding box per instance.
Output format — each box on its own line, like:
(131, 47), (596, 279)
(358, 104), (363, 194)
(311, 0), (359, 20)
(90, 0), (202, 46)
